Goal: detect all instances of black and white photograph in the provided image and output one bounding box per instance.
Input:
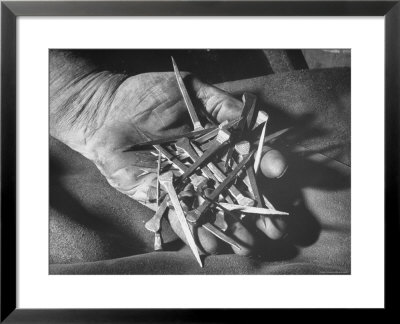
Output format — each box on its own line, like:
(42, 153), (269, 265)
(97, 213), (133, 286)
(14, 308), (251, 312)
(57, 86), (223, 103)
(49, 49), (351, 275)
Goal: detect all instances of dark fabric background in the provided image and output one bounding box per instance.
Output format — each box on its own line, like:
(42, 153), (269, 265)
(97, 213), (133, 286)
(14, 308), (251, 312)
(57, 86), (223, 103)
(69, 49), (274, 84)
(49, 67), (350, 274)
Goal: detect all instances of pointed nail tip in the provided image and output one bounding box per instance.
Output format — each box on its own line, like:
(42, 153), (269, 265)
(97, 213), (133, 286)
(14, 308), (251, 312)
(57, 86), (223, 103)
(196, 257), (203, 267)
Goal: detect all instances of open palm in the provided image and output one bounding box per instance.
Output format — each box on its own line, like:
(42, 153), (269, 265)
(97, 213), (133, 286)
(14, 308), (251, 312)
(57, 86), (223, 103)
(77, 72), (285, 255)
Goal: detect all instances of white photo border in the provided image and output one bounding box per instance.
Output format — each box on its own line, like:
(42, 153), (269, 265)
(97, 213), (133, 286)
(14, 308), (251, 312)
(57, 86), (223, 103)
(17, 16), (384, 308)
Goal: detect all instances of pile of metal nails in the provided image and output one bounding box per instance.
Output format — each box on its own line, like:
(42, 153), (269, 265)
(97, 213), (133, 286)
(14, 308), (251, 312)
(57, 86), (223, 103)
(124, 57), (289, 267)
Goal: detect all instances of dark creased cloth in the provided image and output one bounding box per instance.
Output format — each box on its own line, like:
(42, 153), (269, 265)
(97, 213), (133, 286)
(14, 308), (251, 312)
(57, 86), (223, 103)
(50, 68), (350, 274)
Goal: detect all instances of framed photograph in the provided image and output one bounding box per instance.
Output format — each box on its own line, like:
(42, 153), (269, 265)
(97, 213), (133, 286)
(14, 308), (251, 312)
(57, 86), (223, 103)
(1, 0), (398, 321)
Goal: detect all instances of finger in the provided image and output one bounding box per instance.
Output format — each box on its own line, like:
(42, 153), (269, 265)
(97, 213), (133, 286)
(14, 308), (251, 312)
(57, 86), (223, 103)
(255, 145), (289, 239)
(167, 209), (221, 255)
(228, 221), (255, 256)
(259, 146), (288, 179)
(189, 77), (243, 123)
(255, 216), (288, 240)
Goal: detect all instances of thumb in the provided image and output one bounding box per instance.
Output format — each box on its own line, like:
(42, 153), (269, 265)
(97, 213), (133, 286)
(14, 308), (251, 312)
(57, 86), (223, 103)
(189, 77), (243, 123)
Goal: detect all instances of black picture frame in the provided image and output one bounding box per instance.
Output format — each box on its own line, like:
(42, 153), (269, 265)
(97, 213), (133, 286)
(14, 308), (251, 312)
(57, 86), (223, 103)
(1, 0), (398, 321)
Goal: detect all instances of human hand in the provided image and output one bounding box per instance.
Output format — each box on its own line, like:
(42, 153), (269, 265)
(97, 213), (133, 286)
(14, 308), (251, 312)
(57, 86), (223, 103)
(60, 71), (288, 255)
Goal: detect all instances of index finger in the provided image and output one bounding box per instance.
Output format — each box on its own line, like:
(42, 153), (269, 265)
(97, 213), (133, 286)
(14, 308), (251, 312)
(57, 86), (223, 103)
(189, 76), (243, 124)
